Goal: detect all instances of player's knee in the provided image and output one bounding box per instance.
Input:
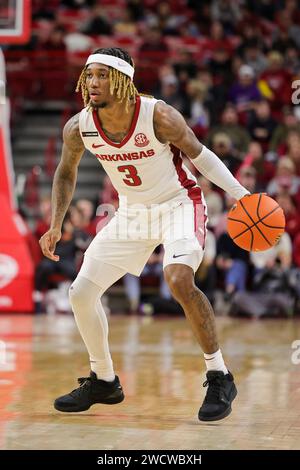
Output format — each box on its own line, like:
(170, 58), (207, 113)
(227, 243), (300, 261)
(69, 276), (100, 311)
(165, 267), (195, 302)
(69, 281), (85, 310)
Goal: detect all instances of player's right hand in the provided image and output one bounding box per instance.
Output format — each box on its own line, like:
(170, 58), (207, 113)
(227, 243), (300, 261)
(39, 228), (62, 262)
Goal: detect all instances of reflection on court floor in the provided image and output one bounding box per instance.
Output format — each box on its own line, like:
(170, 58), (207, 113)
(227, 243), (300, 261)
(0, 314), (300, 450)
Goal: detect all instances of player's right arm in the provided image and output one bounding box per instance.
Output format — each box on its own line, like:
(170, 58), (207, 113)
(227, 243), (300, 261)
(39, 113), (85, 261)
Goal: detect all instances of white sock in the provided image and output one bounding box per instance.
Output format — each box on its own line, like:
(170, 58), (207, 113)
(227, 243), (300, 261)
(90, 361), (115, 382)
(204, 349), (228, 375)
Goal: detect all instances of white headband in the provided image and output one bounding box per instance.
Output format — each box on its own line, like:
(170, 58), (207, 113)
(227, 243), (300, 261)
(85, 54), (134, 80)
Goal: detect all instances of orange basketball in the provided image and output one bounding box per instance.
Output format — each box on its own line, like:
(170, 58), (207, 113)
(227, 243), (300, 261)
(227, 193), (286, 252)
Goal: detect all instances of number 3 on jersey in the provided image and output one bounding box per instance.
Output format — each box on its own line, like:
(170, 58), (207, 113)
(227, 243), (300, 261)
(117, 165), (142, 187)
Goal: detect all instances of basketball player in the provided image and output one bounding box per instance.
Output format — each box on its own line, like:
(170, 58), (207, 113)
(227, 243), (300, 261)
(39, 48), (250, 421)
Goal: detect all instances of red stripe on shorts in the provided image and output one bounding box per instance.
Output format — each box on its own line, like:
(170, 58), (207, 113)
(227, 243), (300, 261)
(171, 145), (207, 248)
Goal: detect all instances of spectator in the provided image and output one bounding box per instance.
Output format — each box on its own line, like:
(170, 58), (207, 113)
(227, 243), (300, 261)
(241, 39), (268, 76)
(139, 25), (169, 91)
(173, 50), (198, 89)
(272, 27), (298, 55)
(139, 25), (169, 54)
(284, 44), (300, 75)
(285, 132), (300, 176)
(66, 205), (91, 251)
(237, 141), (275, 189)
(156, 1), (187, 36)
(205, 21), (233, 56)
(276, 193), (300, 241)
(196, 69), (227, 123)
(259, 51), (292, 116)
(250, 232), (292, 272)
(232, 235), (294, 318)
(208, 46), (233, 89)
(100, 175), (119, 209)
(267, 157), (300, 197)
(274, 7), (300, 49)
(114, 8), (138, 36)
(185, 79), (209, 131)
(189, 1), (212, 36)
(96, 175), (119, 232)
(216, 230), (249, 298)
(206, 104), (250, 158)
(236, 18), (265, 55)
(228, 64), (261, 117)
(247, 100), (277, 152)
(81, 5), (112, 35)
(210, 0), (241, 34)
(214, 194), (235, 244)
(237, 165), (257, 194)
(270, 107), (300, 152)
(35, 195), (51, 240)
(34, 214), (87, 310)
(43, 25), (67, 51)
(157, 74), (185, 113)
(76, 199), (98, 236)
(293, 232), (300, 268)
(211, 132), (241, 174)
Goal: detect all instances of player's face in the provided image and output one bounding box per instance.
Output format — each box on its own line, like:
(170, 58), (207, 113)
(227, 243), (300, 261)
(85, 64), (112, 108)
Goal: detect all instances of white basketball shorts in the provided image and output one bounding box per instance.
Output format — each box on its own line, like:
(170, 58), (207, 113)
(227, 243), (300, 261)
(80, 195), (208, 280)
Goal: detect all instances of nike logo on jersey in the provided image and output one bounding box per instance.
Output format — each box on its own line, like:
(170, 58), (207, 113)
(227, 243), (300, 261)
(173, 254), (188, 258)
(92, 143), (105, 148)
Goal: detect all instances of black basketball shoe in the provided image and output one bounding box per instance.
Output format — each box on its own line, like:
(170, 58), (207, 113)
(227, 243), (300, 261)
(54, 372), (124, 412)
(198, 370), (237, 421)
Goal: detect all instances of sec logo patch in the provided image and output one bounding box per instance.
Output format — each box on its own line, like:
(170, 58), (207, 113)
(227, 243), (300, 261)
(134, 133), (149, 147)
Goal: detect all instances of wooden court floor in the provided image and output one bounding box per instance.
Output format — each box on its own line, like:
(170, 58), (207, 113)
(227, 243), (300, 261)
(0, 313), (300, 450)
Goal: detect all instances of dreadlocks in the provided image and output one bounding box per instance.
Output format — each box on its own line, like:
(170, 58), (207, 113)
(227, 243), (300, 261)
(76, 47), (139, 111)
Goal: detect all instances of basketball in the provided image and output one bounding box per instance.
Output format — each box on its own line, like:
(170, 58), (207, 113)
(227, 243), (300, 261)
(227, 193), (286, 252)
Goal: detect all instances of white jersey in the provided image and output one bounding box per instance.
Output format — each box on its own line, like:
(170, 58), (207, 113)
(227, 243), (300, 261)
(79, 95), (203, 207)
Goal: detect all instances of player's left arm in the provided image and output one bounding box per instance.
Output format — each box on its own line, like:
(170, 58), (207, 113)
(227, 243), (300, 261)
(153, 102), (250, 200)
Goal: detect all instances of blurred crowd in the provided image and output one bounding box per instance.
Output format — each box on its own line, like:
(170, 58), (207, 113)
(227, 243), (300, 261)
(5, 0), (300, 316)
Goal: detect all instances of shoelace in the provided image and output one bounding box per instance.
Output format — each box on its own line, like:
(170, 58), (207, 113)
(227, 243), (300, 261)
(203, 376), (223, 403)
(70, 376), (91, 397)
(78, 377), (91, 386)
